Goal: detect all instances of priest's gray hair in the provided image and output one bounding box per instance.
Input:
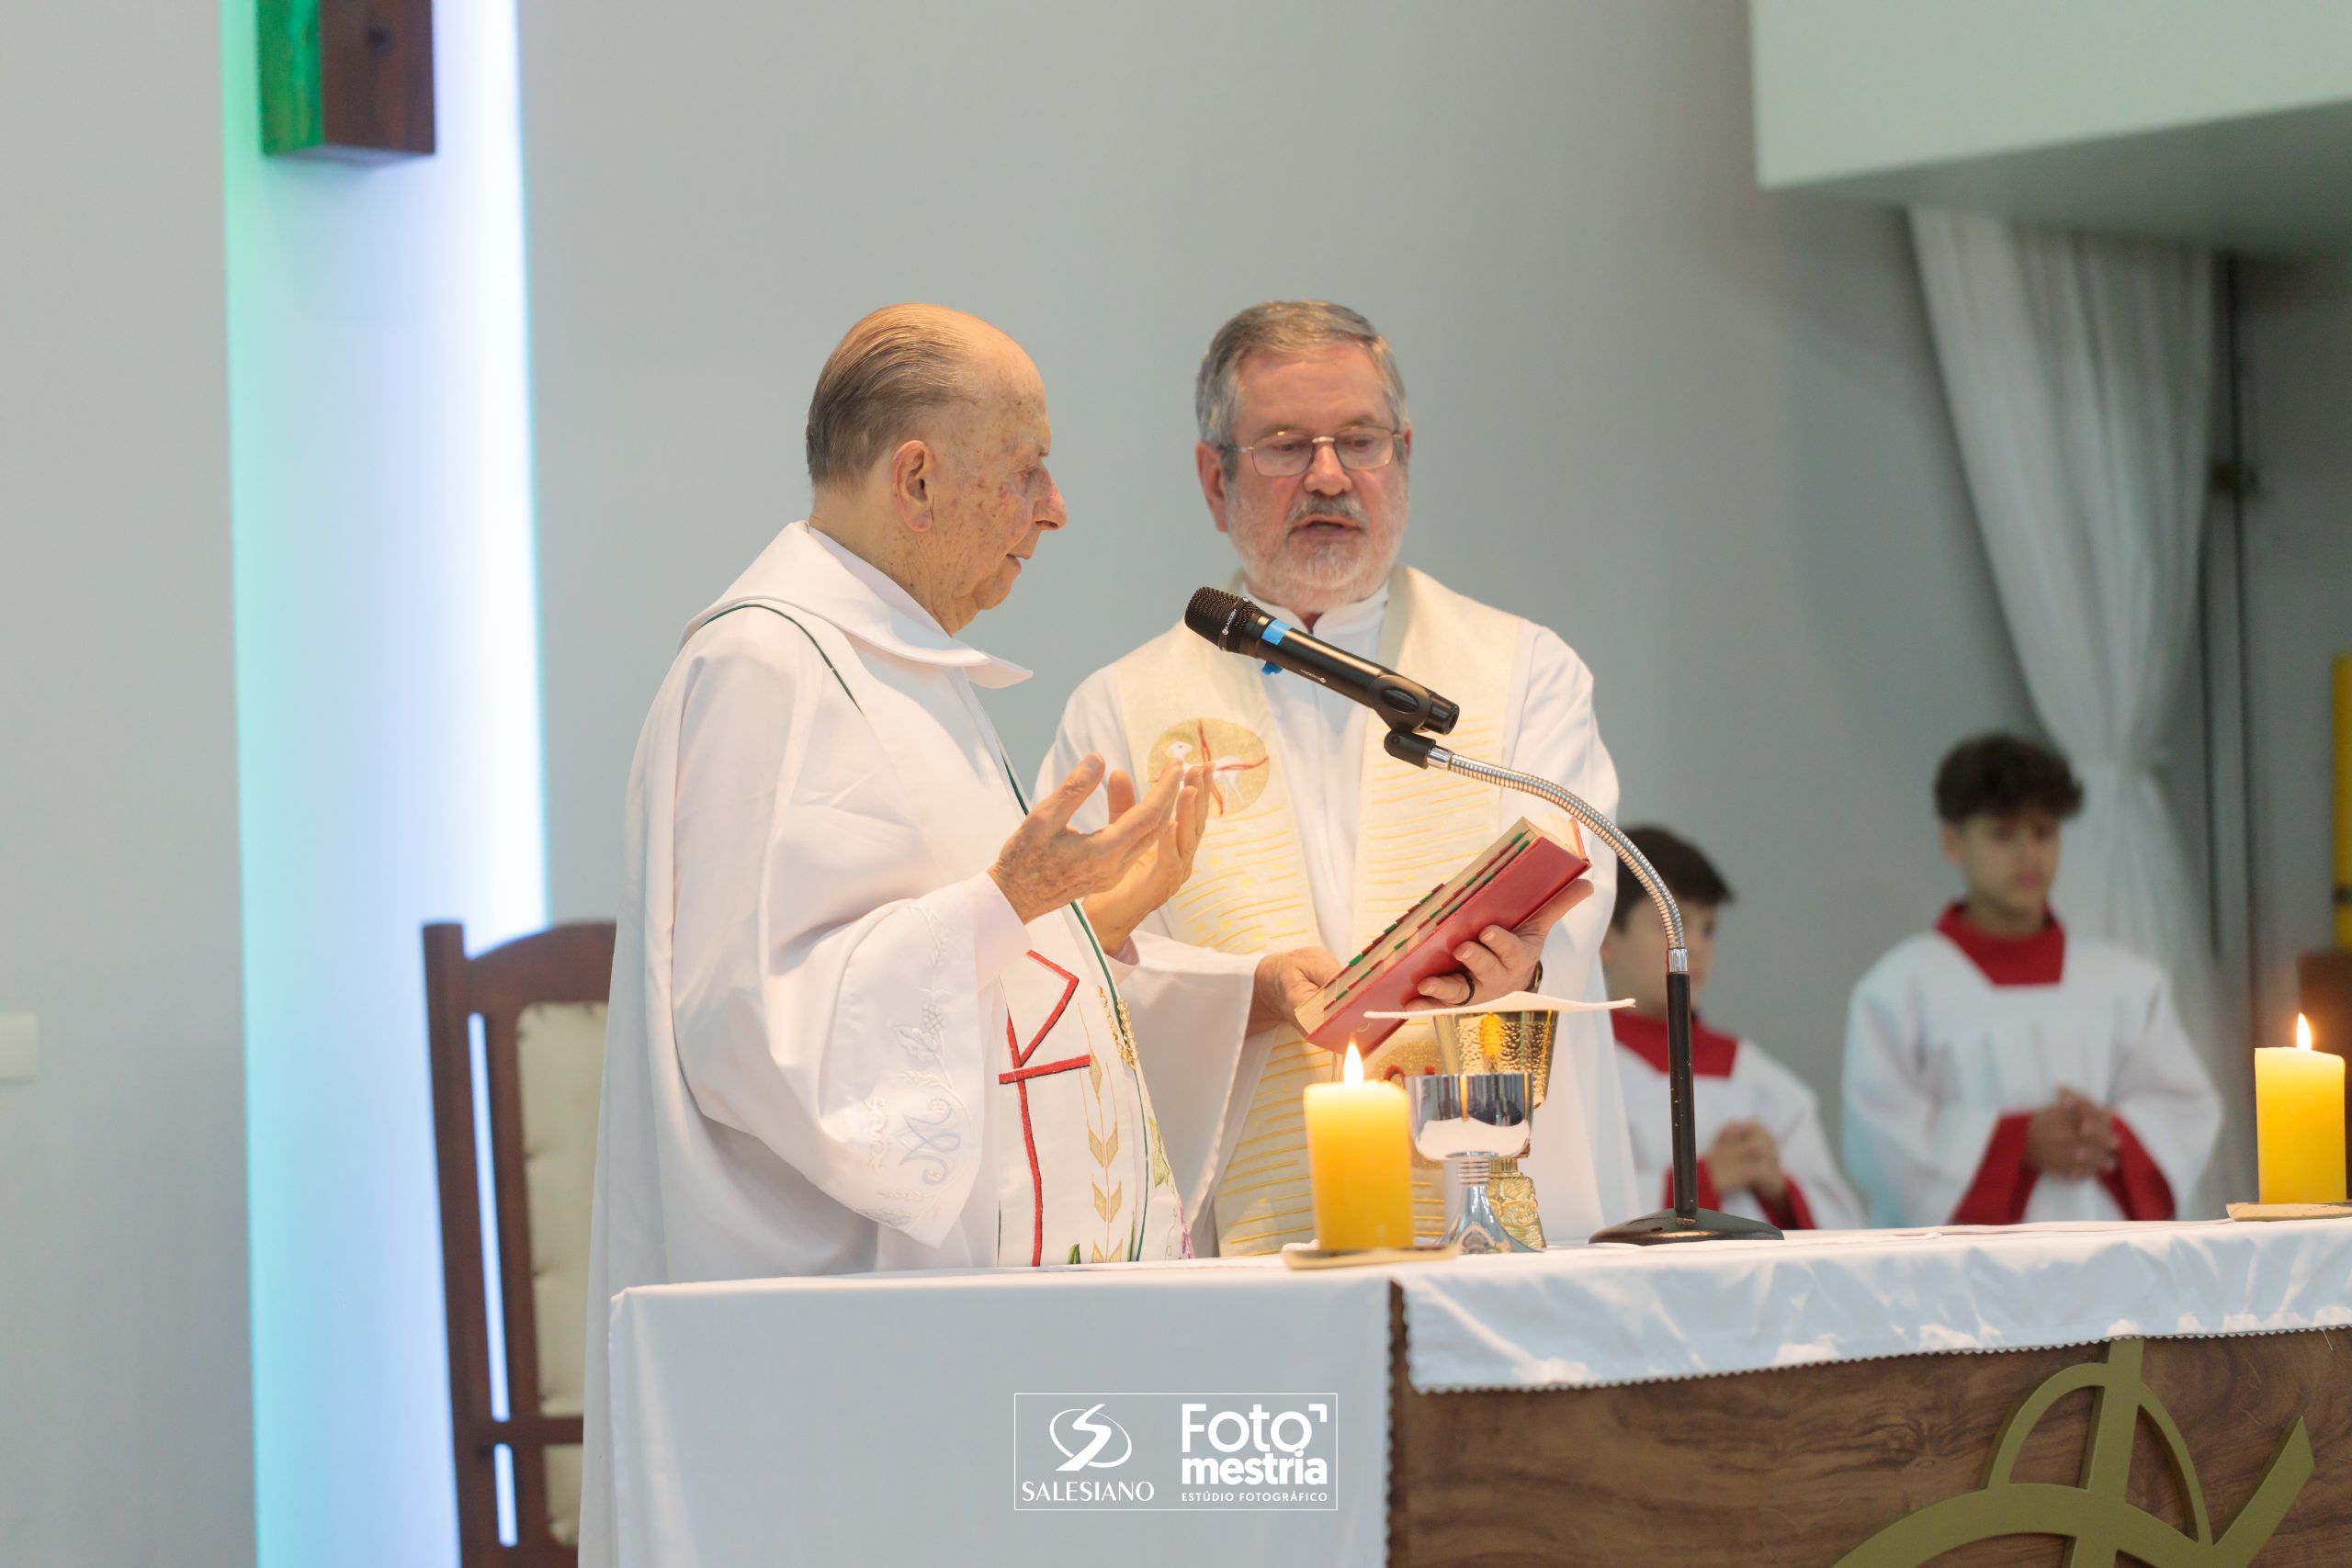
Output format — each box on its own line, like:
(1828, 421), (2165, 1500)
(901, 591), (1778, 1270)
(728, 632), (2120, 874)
(1194, 300), (1410, 477)
(805, 308), (983, 489)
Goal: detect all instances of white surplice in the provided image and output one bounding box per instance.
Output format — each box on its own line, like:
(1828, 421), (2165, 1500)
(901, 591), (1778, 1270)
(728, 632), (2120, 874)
(1840, 907), (2221, 1229)
(1611, 1011), (1865, 1231)
(580, 522), (1250, 1568)
(1043, 575), (1639, 1248)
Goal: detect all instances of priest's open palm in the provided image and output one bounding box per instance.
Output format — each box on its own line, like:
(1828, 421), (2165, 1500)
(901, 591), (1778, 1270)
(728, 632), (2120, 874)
(1081, 761), (1211, 953)
(990, 753), (1185, 925)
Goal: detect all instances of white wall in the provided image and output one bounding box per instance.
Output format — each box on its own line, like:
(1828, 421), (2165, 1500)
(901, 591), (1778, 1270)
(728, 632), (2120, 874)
(0, 5), (253, 1565)
(520, 0), (2036, 1122)
(1753, 0), (2352, 186)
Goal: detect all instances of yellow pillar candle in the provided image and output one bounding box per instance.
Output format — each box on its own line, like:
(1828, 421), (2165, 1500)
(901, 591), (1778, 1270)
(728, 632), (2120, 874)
(2256, 1015), (2347, 1203)
(1304, 1043), (1415, 1250)
(2334, 654), (2351, 948)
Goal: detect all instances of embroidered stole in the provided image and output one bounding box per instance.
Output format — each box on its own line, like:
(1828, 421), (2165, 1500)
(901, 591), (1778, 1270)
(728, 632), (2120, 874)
(1114, 568), (1535, 1254)
(718, 601), (1184, 1268)
(985, 764), (1186, 1267)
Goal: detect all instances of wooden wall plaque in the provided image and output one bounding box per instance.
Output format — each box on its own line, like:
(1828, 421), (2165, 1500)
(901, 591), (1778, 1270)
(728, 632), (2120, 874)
(258, 0), (435, 159)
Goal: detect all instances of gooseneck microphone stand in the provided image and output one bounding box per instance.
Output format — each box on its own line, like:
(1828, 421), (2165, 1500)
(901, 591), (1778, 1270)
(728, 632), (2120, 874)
(1383, 728), (1781, 1245)
(1183, 584), (1779, 1244)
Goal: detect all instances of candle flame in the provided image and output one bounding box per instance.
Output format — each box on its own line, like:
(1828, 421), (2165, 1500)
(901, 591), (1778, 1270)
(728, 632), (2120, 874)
(1342, 1041), (1364, 1085)
(2297, 1013), (2314, 1052)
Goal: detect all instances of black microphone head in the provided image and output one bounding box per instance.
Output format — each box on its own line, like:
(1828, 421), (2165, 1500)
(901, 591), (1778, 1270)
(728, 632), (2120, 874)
(1184, 587), (1256, 651)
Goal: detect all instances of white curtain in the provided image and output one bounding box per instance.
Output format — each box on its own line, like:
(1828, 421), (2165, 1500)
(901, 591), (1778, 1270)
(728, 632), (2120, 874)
(1910, 207), (2246, 1210)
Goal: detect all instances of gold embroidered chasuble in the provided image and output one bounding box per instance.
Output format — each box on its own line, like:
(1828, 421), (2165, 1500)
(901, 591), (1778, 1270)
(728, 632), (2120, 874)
(1114, 566), (1561, 1254)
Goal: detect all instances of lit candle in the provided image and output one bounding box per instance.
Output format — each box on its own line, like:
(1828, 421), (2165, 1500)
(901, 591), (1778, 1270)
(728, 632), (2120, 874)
(1304, 1042), (1415, 1250)
(2256, 1014), (2347, 1204)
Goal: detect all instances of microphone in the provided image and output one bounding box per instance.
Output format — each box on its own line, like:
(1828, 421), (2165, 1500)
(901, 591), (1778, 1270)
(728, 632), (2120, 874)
(1184, 587), (1459, 736)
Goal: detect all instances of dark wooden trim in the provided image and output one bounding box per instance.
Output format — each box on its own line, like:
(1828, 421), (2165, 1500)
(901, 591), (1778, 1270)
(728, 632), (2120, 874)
(469, 923), (618, 1012)
(2299, 949), (2352, 1194)
(424, 922), (503, 1564)
(454, 1414), (583, 1451)
(424, 920), (615, 1566)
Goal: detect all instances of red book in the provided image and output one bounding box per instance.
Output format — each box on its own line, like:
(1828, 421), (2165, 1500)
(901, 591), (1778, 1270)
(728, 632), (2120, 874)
(1299, 818), (1589, 1054)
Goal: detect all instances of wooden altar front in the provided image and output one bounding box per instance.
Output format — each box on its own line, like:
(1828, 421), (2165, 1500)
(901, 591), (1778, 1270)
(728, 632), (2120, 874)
(1390, 1292), (2352, 1566)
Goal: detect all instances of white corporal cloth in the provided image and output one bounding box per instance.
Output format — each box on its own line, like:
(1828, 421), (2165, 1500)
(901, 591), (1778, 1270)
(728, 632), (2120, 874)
(1398, 1221), (2352, 1393)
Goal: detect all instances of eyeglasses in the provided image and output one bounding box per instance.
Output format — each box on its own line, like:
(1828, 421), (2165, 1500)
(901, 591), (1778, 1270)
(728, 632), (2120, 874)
(1226, 428), (1399, 479)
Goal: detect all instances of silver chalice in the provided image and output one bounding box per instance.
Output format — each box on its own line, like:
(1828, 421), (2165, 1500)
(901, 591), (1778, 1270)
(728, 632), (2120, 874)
(1408, 1070), (1536, 1254)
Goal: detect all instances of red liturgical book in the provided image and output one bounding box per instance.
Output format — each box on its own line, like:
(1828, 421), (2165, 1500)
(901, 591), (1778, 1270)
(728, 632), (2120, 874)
(1299, 818), (1589, 1054)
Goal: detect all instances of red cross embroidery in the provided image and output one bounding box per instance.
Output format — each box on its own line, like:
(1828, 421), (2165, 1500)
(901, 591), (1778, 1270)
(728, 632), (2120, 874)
(999, 950), (1094, 1267)
(1193, 717), (1269, 815)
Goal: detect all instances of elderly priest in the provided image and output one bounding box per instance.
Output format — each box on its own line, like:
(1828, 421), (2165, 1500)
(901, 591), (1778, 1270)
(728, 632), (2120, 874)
(580, 306), (1311, 1565)
(1043, 300), (1635, 1256)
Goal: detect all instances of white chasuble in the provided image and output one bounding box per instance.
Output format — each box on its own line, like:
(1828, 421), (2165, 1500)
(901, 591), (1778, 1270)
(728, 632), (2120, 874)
(1840, 906), (2221, 1229)
(1611, 1012), (1865, 1231)
(1084, 567), (1613, 1255)
(582, 523), (1193, 1568)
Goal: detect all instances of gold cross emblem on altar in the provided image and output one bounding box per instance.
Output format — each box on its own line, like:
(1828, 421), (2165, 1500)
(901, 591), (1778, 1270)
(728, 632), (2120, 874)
(1836, 1338), (2313, 1568)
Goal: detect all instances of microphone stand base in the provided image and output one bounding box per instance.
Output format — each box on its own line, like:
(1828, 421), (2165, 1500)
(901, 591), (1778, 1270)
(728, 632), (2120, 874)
(1589, 1207), (1784, 1246)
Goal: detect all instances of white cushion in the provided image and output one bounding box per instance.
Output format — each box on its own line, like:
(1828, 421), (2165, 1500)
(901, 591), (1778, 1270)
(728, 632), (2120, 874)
(516, 999), (605, 1546)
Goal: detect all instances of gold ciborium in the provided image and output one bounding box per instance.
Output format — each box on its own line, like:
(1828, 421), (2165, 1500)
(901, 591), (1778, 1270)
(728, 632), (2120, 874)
(1432, 1002), (1559, 1249)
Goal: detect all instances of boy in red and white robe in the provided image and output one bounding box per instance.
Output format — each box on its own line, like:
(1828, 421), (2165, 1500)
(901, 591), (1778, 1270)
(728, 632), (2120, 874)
(1841, 734), (2220, 1227)
(1602, 827), (1863, 1230)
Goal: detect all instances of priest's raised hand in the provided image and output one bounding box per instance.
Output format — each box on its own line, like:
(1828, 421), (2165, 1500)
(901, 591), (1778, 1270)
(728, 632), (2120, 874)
(1079, 759), (1214, 953)
(989, 752), (1189, 926)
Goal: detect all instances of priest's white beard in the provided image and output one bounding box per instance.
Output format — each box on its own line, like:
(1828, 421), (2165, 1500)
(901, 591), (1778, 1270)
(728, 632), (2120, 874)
(1228, 486), (1406, 614)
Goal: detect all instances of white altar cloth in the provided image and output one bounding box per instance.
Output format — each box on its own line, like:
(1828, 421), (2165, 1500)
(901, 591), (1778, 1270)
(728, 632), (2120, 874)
(602, 1221), (2349, 1566)
(605, 1258), (1392, 1568)
(1402, 1220), (2352, 1393)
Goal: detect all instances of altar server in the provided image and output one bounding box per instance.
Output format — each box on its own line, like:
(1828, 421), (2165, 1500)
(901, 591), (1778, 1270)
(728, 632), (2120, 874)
(582, 306), (1303, 1565)
(1602, 827), (1863, 1230)
(1044, 300), (1636, 1254)
(1841, 735), (2220, 1227)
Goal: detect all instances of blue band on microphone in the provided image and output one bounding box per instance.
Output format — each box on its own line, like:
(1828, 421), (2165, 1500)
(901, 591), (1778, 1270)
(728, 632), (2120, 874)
(1259, 619), (1289, 674)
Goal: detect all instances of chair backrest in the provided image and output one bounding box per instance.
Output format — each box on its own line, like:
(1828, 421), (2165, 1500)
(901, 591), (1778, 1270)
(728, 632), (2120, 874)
(424, 920), (616, 1566)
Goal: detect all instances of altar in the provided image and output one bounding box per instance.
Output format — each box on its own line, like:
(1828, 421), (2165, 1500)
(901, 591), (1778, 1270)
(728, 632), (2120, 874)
(600, 1221), (2352, 1566)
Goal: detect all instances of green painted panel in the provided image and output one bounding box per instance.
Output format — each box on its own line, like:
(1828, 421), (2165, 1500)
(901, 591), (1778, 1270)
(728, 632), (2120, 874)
(256, 0), (321, 155)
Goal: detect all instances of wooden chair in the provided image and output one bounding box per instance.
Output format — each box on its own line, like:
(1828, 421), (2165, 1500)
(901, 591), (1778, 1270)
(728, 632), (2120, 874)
(424, 920), (616, 1565)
